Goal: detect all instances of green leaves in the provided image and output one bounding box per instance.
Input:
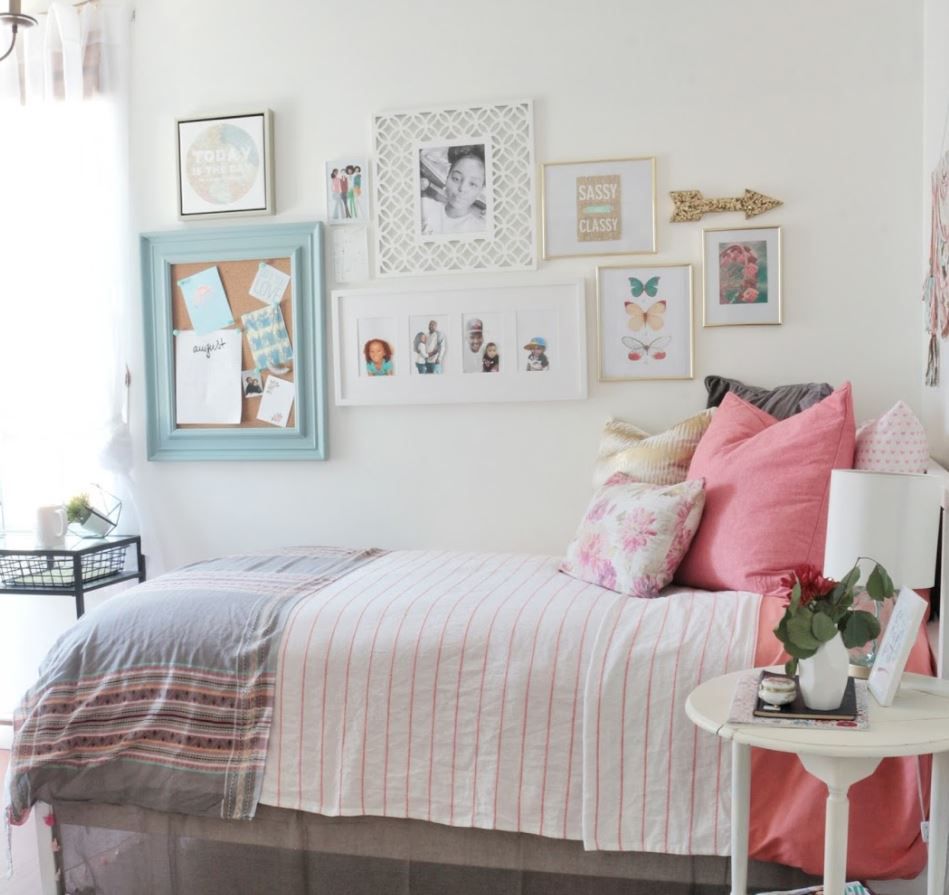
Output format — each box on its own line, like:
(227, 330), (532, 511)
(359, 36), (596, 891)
(811, 612), (838, 643)
(841, 609), (881, 649)
(773, 559), (893, 667)
(787, 613), (820, 651)
(789, 581), (802, 613)
(866, 564), (895, 602)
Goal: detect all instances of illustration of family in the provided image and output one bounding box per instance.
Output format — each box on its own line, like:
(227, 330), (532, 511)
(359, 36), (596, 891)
(419, 144), (488, 236)
(413, 320), (447, 374)
(330, 164), (364, 221)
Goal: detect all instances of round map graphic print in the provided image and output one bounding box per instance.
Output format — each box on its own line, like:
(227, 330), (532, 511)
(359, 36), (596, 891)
(185, 123), (260, 205)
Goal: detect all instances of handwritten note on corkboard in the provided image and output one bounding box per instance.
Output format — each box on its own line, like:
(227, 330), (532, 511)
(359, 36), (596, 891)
(170, 256), (295, 428)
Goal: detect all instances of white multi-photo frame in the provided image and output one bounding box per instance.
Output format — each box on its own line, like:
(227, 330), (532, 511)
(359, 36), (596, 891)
(596, 264), (693, 381)
(333, 280), (586, 405)
(372, 99), (536, 277)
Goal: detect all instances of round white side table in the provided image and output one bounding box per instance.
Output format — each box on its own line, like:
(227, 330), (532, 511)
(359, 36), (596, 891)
(686, 669), (949, 895)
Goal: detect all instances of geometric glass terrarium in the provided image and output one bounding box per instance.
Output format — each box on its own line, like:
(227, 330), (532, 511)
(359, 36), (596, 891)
(65, 484), (122, 538)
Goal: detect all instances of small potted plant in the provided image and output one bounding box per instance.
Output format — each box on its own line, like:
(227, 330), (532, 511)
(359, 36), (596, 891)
(65, 492), (116, 538)
(773, 561), (895, 710)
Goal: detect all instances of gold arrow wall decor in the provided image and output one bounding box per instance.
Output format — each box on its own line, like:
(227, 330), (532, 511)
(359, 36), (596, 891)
(669, 189), (782, 223)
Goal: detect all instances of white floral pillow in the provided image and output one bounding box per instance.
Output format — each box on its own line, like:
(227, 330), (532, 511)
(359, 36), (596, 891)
(560, 474), (706, 598)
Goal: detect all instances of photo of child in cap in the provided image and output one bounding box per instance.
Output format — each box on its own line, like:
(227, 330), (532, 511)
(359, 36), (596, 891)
(364, 338), (394, 376)
(524, 337), (550, 372)
(419, 142), (489, 237)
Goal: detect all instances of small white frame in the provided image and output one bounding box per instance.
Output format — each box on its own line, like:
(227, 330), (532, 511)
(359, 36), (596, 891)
(332, 279), (586, 405)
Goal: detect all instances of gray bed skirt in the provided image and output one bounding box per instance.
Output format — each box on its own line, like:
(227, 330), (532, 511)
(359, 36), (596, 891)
(52, 802), (817, 894)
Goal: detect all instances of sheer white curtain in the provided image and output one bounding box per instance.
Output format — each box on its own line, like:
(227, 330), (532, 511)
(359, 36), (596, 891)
(0, 0), (132, 531)
(0, 0), (132, 717)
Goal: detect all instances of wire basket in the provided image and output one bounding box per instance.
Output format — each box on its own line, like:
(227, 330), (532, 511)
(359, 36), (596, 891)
(0, 545), (127, 590)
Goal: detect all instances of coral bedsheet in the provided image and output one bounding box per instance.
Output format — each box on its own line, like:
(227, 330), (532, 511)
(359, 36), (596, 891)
(751, 596), (933, 879)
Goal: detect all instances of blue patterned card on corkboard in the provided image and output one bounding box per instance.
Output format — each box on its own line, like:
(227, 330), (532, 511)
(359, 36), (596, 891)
(241, 304), (293, 369)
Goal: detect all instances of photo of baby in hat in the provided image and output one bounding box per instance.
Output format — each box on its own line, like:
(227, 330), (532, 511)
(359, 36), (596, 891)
(523, 336), (550, 372)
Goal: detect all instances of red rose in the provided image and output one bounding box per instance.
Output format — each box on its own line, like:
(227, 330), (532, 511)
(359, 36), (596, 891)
(778, 564), (837, 605)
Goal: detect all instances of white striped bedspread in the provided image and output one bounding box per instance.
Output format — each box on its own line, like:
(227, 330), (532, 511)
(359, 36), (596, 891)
(258, 550), (761, 854)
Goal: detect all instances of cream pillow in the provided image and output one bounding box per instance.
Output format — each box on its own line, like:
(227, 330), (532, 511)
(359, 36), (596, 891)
(593, 408), (715, 489)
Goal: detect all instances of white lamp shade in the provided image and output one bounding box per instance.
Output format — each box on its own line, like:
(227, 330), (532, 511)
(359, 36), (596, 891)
(823, 469), (942, 588)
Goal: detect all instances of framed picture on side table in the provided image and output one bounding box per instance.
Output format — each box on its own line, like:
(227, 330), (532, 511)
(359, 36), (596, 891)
(702, 225), (781, 326)
(596, 263), (693, 381)
(542, 157), (656, 259)
(177, 110), (274, 220)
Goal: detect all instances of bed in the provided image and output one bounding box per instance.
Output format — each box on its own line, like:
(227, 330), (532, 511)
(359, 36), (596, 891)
(3, 544), (936, 893)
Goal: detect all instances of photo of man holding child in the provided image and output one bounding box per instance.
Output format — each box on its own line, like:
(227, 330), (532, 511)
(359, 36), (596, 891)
(417, 140), (492, 241)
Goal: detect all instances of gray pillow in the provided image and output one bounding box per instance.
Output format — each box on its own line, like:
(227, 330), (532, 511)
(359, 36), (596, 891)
(704, 375), (833, 420)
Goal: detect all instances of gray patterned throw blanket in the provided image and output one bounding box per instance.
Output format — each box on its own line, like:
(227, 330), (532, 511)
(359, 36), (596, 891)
(4, 546), (382, 828)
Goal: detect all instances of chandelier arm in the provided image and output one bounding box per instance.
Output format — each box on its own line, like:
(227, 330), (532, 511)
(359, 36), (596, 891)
(0, 24), (18, 64)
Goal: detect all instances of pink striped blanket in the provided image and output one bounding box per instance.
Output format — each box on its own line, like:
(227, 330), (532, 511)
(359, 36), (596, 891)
(258, 549), (762, 853)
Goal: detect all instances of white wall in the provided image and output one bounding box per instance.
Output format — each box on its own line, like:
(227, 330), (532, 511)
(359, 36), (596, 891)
(129, 0), (924, 570)
(922, 0), (949, 465)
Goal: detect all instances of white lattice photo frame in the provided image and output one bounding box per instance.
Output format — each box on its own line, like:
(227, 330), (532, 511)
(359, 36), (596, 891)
(373, 100), (536, 277)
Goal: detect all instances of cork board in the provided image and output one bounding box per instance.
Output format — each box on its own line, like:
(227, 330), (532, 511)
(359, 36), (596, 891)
(170, 257), (295, 428)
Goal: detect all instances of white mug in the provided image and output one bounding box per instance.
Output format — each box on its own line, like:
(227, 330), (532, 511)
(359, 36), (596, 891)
(36, 505), (67, 548)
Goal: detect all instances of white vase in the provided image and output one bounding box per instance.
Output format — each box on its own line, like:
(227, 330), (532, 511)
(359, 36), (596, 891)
(798, 632), (850, 710)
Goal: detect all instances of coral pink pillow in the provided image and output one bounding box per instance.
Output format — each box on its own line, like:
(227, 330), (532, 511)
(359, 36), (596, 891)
(855, 400), (929, 473)
(675, 383), (855, 595)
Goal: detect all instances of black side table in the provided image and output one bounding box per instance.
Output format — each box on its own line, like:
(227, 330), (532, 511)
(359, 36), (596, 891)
(0, 533), (146, 617)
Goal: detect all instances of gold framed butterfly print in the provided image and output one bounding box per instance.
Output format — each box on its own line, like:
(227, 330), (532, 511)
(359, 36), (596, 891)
(596, 264), (694, 381)
(702, 225), (782, 326)
(542, 157), (657, 259)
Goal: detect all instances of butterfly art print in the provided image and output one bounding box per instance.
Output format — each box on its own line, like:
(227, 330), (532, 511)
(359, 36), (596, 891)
(596, 264), (693, 381)
(624, 276), (669, 364)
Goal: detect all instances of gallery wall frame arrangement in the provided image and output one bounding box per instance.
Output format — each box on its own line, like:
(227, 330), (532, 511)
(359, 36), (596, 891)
(542, 156), (657, 259)
(141, 222), (327, 460)
(332, 279), (586, 405)
(702, 225), (782, 327)
(596, 263), (694, 382)
(372, 99), (536, 277)
(176, 110), (275, 220)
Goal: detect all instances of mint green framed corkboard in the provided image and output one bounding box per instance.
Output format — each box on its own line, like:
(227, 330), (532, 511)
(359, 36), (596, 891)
(141, 222), (327, 460)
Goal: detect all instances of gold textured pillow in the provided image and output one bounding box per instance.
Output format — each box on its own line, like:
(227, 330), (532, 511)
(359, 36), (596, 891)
(592, 409), (715, 489)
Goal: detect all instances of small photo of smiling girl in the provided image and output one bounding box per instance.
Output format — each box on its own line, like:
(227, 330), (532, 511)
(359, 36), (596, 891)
(417, 140), (493, 241)
(357, 317), (398, 378)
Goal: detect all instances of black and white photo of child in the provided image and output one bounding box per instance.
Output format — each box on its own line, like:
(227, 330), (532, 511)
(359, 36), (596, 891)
(241, 368), (264, 396)
(418, 141), (491, 239)
(482, 342), (500, 372)
(409, 315), (449, 374)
